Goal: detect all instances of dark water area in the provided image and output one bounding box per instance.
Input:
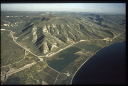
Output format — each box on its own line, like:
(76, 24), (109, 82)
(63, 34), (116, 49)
(72, 41), (126, 85)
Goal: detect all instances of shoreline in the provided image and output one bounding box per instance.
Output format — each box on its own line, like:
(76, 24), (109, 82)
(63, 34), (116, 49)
(70, 40), (124, 84)
(70, 47), (102, 84)
(1, 29), (125, 84)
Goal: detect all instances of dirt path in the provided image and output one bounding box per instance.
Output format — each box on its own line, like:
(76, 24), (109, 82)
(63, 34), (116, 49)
(1, 29), (125, 84)
(1, 50), (26, 68)
(8, 61), (36, 75)
(1, 61), (37, 84)
(70, 30), (126, 84)
(1, 28), (125, 64)
(5, 50), (14, 66)
(1, 28), (125, 65)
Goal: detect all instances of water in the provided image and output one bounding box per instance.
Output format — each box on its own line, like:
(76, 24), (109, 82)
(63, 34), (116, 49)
(72, 41), (126, 84)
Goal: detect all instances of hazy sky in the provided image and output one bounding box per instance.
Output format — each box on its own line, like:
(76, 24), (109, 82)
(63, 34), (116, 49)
(1, 3), (126, 14)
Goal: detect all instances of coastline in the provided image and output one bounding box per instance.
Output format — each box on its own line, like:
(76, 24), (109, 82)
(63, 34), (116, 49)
(70, 40), (125, 84)
(70, 47), (102, 84)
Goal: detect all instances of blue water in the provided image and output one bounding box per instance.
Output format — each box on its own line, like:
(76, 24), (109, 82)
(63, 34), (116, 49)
(72, 41), (126, 84)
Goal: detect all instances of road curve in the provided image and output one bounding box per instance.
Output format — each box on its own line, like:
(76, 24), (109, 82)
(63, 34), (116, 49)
(2, 29), (126, 61)
(1, 28), (125, 85)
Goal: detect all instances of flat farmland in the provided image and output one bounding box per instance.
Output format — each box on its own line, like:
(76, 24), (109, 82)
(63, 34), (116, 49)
(31, 70), (48, 84)
(44, 75), (55, 85)
(75, 41), (101, 52)
(47, 46), (81, 72)
(43, 66), (59, 78)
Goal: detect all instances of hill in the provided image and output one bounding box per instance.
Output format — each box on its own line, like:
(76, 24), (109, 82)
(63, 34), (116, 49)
(6, 12), (125, 56)
(1, 11), (125, 85)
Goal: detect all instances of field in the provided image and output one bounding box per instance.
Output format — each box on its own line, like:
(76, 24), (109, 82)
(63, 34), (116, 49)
(75, 41), (101, 52)
(42, 66), (59, 85)
(47, 46), (81, 72)
(43, 66), (59, 78)
(1, 11), (126, 85)
(47, 41), (101, 72)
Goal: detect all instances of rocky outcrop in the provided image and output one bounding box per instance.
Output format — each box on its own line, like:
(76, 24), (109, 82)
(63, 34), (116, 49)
(43, 42), (49, 54)
(51, 43), (58, 51)
(32, 26), (37, 43)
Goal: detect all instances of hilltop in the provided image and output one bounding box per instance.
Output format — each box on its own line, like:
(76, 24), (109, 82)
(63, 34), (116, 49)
(1, 11), (125, 85)
(3, 12), (125, 56)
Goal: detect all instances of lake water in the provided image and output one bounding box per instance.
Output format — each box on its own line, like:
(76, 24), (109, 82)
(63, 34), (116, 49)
(72, 41), (126, 84)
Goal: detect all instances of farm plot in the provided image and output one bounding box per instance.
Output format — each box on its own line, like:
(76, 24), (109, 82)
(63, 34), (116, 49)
(31, 71), (48, 84)
(47, 46), (81, 72)
(75, 41), (101, 52)
(43, 75), (55, 85)
(43, 66), (59, 79)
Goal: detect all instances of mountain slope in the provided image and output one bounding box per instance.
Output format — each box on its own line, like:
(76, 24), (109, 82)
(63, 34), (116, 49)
(12, 13), (125, 56)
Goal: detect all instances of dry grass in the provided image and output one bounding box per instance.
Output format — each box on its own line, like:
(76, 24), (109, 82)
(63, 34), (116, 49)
(45, 15), (53, 19)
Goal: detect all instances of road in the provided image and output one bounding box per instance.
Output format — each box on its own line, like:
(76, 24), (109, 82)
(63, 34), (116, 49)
(6, 61), (36, 77)
(1, 61), (37, 84)
(1, 29), (39, 58)
(112, 30), (126, 39)
(1, 28), (125, 84)
(9, 31), (42, 59)
(1, 50), (26, 68)
(1, 29), (126, 60)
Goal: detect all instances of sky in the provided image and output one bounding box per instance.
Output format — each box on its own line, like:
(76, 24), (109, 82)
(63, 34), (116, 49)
(1, 3), (126, 14)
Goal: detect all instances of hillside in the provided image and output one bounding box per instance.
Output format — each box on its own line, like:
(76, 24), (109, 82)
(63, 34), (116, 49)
(6, 12), (125, 56)
(1, 11), (126, 85)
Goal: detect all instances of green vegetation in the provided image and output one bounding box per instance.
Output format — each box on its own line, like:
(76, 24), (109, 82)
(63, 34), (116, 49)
(6, 11), (125, 56)
(1, 31), (24, 67)
(4, 61), (49, 85)
(1, 47), (14, 66)
(1, 11), (125, 85)
(75, 41), (101, 52)
(4, 77), (21, 85)
(47, 47), (81, 72)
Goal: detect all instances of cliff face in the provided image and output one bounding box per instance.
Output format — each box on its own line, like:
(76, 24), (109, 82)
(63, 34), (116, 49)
(43, 42), (49, 54)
